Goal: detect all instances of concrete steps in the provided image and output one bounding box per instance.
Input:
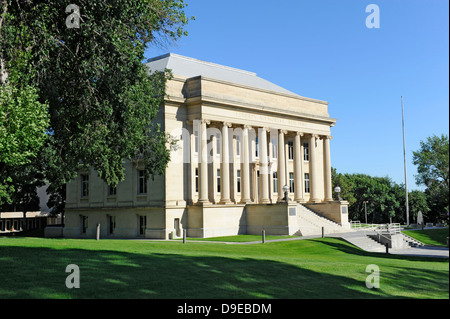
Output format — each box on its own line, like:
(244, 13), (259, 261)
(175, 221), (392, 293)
(339, 232), (387, 252)
(296, 204), (350, 236)
(401, 233), (425, 247)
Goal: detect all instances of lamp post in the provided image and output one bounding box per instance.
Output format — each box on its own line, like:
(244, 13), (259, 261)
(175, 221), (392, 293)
(283, 185), (290, 202)
(363, 201), (368, 225)
(334, 186), (341, 201)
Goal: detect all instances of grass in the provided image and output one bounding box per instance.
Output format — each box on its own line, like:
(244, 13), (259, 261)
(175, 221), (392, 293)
(175, 234), (300, 242)
(0, 235), (448, 299)
(402, 228), (449, 246)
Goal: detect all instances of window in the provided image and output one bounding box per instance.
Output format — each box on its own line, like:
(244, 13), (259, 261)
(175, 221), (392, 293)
(304, 173), (310, 193)
(255, 136), (259, 158)
(108, 215), (116, 234)
(138, 170), (147, 194)
(289, 172), (294, 193)
(288, 141), (294, 160)
(216, 133), (221, 155)
(236, 135), (241, 156)
(194, 168), (199, 193)
(272, 139), (277, 159)
(194, 130), (199, 153)
(108, 184), (117, 196)
(273, 171), (278, 193)
(139, 215), (147, 236)
(236, 169), (241, 193)
(217, 169), (221, 193)
(303, 142), (309, 161)
(81, 174), (89, 198)
(80, 215), (88, 234)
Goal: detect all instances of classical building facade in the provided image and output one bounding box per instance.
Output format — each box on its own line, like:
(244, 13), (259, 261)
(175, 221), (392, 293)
(63, 53), (350, 239)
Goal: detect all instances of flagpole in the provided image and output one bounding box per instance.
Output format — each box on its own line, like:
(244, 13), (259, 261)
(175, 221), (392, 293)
(402, 96), (409, 226)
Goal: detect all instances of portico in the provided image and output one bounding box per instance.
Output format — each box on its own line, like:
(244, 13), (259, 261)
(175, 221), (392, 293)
(190, 119), (334, 206)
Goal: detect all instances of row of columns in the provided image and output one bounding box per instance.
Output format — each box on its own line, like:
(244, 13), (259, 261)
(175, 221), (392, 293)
(196, 120), (333, 205)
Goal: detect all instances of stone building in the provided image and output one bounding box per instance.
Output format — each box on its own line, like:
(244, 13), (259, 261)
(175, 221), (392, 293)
(62, 53), (350, 239)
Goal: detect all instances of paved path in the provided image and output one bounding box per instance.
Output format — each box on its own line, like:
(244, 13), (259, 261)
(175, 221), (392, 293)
(389, 245), (449, 258)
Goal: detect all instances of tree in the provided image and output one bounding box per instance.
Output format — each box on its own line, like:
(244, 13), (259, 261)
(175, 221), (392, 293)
(332, 169), (402, 223)
(0, 158), (45, 230)
(0, 83), (49, 204)
(1, 1), (193, 196)
(408, 190), (430, 224)
(412, 134), (449, 223)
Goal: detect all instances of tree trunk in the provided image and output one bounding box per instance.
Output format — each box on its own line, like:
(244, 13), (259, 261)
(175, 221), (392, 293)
(0, 0), (9, 85)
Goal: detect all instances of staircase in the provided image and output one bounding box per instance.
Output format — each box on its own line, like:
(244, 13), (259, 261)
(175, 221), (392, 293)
(401, 233), (425, 247)
(340, 232), (387, 252)
(296, 204), (351, 236)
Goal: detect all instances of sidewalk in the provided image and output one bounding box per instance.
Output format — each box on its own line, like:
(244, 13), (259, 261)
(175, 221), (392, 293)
(389, 245), (449, 258)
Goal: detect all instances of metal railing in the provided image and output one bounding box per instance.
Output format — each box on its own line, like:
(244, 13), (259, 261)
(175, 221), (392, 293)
(351, 221), (404, 247)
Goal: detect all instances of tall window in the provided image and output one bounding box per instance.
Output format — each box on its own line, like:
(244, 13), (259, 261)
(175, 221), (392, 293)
(272, 139), (277, 159)
(273, 171), (278, 193)
(303, 142), (309, 161)
(108, 184), (117, 196)
(304, 173), (310, 193)
(194, 130), (199, 153)
(138, 170), (147, 194)
(139, 215), (147, 236)
(236, 169), (241, 193)
(217, 169), (221, 193)
(255, 136), (259, 158)
(216, 133), (221, 155)
(236, 135), (241, 156)
(81, 174), (89, 198)
(108, 215), (116, 235)
(289, 172), (294, 193)
(80, 215), (88, 234)
(288, 141), (294, 160)
(195, 168), (199, 193)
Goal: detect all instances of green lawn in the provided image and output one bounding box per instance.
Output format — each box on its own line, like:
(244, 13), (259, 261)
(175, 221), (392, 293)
(402, 228), (449, 246)
(0, 236), (448, 299)
(176, 234), (299, 242)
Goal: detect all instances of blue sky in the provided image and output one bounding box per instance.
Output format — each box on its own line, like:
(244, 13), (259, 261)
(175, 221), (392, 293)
(145, 0), (449, 190)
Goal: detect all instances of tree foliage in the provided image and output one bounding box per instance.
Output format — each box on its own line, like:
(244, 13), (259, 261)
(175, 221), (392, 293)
(0, 83), (49, 203)
(1, 0), (192, 204)
(412, 134), (449, 222)
(331, 168), (435, 224)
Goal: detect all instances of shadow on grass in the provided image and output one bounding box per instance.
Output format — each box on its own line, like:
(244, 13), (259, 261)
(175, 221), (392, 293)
(0, 239), (447, 299)
(0, 243), (382, 299)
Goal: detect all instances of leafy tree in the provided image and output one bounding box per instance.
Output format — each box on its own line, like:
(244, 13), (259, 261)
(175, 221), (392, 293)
(412, 134), (449, 223)
(1, 1), (193, 202)
(0, 83), (49, 204)
(408, 190), (430, 224)
(0, 158), (45, 229)
(332, 169), (402, 223)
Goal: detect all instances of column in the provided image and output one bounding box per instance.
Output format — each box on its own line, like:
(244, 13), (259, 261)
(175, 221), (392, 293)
(220, 122), (232, 204)
(241, 125), (251, 203)
(323, 135), (333, 201)
(277, 130), (286, 201)
(259, 127), (270, 203)
(294, 132), (304, 202)
(309, 134), (320, 203)
(198, 119), (210, 204)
